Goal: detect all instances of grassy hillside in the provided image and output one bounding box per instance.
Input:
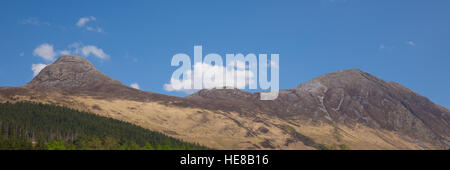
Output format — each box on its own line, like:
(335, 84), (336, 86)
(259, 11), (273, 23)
(0, 101), (208, 150)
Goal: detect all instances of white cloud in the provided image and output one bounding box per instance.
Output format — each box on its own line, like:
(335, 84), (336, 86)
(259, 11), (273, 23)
(379, 44), (385, 49)
(125, 53), (139, 63)
(86, 26), (103, 33)
(406, 41), (415, 47)
(163, 62), (255, 94)
(68, 42), (82, 49)
(76, 16), (96, 27)
(76, 16), (103, 33)
(20, 17), (50, 26)
(80, 45), (110, 60)
(34, 42), (110, 61)
(130, 83), (140, 90)
(33, 43), (89, 62)
(19, 52), (25, 57)
(59, 50), (71, 55)
(33, 43), (57, 61)
(31, 63), (47, 77)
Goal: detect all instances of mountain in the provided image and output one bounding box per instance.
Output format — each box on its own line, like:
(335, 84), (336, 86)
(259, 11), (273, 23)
(1, 55), (449, 150)
(188, 69), (450, 149)
(23, 55), (174, 102)
(25, 55), (122, 93)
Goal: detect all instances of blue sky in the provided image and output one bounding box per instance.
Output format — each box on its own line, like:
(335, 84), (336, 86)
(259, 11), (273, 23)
(1, 0), (450, 108)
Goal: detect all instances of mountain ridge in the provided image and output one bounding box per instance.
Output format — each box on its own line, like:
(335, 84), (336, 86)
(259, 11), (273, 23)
(186, 68), (450, 148)
(0, 55), (448, 149)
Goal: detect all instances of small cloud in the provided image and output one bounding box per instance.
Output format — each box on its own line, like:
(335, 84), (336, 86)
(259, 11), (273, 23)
(80, 45), (110, 60)
(33, 42), (111, 62)
(33, 43), (57, 61)
(130, 83), (140, 90)
(19, 52), (25, 57)
(76, 16), (103, 33)
(379, 44), (385, 49)
(86, 26), (103, 33)
(406, 41), (415, 47)
(33, 43), (73, 62)
(31, 63), (47, 77)
(68, 42), (82, 49)
(125, 53), (139, 63)
(163, 83), (198, 94)
(59, 50), (71, 55)
(20, 17), (50, 26)
(76, 16), (96, 27)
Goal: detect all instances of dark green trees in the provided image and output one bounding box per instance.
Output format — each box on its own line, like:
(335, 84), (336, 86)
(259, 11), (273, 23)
(0, 102), (208, 150)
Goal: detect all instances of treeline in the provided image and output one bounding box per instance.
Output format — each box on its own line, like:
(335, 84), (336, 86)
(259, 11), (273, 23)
(0, 101), (208, 150)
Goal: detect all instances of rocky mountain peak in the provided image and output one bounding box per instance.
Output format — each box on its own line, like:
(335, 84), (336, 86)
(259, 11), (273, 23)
(295, 69), (377, 89)
(55, 55), (91, 63)
(25, 55), (123, 93)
